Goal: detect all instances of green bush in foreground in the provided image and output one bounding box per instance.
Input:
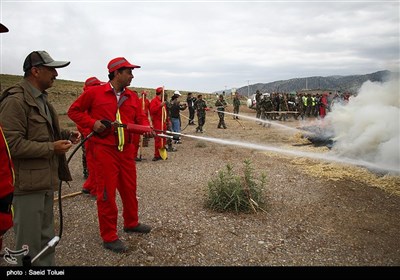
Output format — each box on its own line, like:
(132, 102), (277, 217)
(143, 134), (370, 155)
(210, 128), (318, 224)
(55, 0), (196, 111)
(205, 160), (267, 213)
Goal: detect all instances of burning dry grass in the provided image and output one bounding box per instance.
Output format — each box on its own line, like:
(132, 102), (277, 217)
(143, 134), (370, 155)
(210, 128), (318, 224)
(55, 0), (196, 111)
(261, 132), (400, 197)
(297, 161), (400, 197)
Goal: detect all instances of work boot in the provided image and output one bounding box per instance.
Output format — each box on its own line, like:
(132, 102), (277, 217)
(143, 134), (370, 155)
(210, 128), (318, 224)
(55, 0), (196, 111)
(124, 223), (152, 234)
(81, 188), (90, 194)
(152, 157), (162, 161)
(103, 239), (127, 253)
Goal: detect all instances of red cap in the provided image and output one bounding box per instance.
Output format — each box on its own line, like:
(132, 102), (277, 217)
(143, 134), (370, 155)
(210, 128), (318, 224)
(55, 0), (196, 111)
(85, 77), (103, 87)
(107, 57), (141, 73)
(156, 87), (163, 94)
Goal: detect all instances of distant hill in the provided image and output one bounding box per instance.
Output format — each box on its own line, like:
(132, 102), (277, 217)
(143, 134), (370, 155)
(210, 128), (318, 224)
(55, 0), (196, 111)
(229, 70), (395, 96)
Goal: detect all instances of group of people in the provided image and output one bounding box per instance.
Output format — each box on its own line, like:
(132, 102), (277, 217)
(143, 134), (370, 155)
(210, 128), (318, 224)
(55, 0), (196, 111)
(254, 90), (347, 125)
(0, 22), (245, 266)
(0, 21), (161, 265)
(148, 89), (210, 160)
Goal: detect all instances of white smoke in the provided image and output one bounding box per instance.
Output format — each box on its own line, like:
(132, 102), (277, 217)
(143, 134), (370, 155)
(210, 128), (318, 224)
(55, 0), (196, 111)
(326, 77), (400, 173)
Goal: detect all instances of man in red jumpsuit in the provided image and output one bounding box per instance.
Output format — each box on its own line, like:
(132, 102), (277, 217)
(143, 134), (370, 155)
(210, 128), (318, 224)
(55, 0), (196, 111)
(0, 22), (14, 252)
(319, 92), (328, 119)
(134, 90), (150, 161)
(68, 57), (154, 253)
(80, 77), (104, 196)
(149, 87), (167, 161)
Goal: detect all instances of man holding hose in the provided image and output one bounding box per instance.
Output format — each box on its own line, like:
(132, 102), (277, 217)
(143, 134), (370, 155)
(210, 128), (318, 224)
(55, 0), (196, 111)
(68, 57), (155, 253)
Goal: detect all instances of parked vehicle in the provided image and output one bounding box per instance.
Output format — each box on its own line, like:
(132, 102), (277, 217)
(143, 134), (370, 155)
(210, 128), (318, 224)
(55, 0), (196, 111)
(246, 92), (271, 109)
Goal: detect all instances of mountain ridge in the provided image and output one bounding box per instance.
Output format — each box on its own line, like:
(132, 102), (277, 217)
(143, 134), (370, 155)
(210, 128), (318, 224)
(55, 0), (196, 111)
(228, 70), (396, 96)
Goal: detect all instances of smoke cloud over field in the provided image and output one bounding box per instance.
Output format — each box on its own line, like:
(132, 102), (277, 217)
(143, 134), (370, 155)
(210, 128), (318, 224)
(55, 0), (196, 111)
(326, 77), (400, 173)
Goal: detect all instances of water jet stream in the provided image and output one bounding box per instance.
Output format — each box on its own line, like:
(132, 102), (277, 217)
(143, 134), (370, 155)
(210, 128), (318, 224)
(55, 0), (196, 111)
(183, 133), (399, 174)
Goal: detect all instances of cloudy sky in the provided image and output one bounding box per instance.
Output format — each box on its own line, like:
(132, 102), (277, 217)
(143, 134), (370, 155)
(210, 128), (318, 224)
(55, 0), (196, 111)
(0, 0), (399, 93)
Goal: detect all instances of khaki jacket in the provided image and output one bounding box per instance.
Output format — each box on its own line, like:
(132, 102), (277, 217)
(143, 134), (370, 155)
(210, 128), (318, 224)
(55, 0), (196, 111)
(0, 79), (72, 195)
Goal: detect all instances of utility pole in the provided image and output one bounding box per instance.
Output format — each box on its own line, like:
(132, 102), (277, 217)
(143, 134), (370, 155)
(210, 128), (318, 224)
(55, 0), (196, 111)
(247, 80), (250, 97)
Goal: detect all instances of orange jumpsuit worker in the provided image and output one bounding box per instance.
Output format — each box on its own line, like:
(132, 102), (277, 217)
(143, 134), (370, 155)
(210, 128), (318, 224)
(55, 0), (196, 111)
(80, 77), (104, 196)
(133, 90), (150, 161)
(68, 57), (153, 253)
(149, 87), (167, 161)
(319, 93), (328, 119)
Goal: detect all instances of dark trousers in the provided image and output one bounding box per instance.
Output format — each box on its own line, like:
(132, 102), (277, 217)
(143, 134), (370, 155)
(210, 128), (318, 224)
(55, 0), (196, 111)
(188, 107), (195, 123)
(197, 113), (206, 131)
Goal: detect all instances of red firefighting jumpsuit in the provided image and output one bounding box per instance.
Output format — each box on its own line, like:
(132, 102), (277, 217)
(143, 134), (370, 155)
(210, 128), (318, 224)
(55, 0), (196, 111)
(319, 94), (328, 119)
(80, 82), (103, 196)
(68, 83), (150, 243)
(149, 95), (167, 158)
(0, 125), (14, 249)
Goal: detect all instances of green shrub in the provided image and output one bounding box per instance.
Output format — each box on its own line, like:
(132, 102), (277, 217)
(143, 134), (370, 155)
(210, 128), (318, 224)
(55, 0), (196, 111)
(205, 160), (267, 213)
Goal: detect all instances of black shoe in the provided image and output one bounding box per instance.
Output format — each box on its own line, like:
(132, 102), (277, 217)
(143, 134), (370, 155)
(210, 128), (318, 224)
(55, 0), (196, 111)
(81, 188), (90, 194)
(103, 239), (127, 253)
(152, 157), (162, 161)
(135, 157), (142, 162)
(223, 126), (227, 129)
(124, 223), (152, 234)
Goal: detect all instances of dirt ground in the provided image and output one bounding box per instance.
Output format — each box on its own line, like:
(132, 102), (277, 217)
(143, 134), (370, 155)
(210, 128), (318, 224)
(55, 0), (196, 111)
(1, 103), (399, 270)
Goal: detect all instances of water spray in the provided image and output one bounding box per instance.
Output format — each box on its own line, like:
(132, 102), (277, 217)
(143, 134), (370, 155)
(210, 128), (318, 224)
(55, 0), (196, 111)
(155, 129), (399, 174)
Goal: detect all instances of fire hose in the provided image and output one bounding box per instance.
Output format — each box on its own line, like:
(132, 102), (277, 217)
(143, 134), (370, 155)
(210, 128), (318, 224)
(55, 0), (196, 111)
(22, 120), (170, 267)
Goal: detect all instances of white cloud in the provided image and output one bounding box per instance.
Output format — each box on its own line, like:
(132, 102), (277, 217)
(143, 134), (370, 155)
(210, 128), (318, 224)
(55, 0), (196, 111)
(0, 0), (399, 92)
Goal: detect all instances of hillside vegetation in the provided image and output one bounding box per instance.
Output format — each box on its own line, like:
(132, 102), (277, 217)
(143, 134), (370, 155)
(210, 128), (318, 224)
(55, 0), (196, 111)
(235, 70), (396, 95)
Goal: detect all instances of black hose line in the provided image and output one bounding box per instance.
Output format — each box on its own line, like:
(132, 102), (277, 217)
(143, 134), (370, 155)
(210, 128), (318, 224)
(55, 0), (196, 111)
(58, 131), (95, 239)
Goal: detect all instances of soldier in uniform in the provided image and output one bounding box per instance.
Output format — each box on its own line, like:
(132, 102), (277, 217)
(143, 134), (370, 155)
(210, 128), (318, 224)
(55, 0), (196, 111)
(215, 94), (227, 129)
(278, 93), (288, 121)
(232, 93), (241, 119)
(255, 90), (262, 120)
(194, 94), (208, 133)
(260, 93), (273, 127)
